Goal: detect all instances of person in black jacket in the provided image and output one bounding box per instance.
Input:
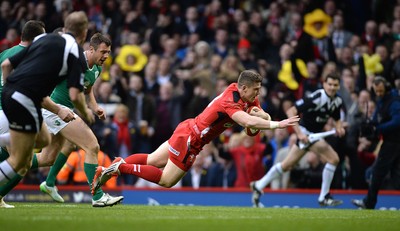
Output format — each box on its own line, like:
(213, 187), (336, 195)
(0, 12), (91, 187)
(352, 76), (400, 209)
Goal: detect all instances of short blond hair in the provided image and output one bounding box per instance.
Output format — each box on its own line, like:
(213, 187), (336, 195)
(64, 11), (88, 38)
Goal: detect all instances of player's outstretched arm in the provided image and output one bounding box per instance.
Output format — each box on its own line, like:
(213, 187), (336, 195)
(232, 111), (299, 130)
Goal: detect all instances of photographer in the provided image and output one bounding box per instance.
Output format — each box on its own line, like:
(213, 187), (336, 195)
(352, 77), (400, 209)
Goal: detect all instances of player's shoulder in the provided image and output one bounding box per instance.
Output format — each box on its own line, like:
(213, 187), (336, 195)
(222, 83), (241, 102)
(309, 89), (324, 99)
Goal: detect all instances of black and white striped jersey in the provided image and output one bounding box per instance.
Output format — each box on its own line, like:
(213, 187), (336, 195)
(5, 33), (85, 103)
(295, 89), (343, 133)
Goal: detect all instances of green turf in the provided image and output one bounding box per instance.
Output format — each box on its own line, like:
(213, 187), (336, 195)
(1, 203), (399, 231)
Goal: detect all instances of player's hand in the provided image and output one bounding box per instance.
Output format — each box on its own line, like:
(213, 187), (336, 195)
(336, 127), (346, 137)
(248, 107), (271, 120)
(263, 112), (271, 121)
(95, 107), (106, 120)
(297, 133), (309, 144)
(57, 108), (75, 122)
(278, 115), (300, 128)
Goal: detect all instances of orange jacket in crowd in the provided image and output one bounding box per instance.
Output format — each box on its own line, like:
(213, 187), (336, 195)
(57, 149), (117, 188)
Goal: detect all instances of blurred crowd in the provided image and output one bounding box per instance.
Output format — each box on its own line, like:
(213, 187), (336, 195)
(2, 0), (400, 190)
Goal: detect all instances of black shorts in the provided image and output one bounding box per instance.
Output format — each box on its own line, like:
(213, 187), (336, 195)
(2, 86), (43, 133)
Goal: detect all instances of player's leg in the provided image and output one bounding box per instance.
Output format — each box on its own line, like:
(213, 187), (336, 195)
(61, 118), (99, 190)
(100, 141), (184, 188)
(36, 133), (66, 167)
(44, 140), (75, 187)
(33, 122), (51, 149)
(310, 139), (342, 206)
(95, 121), (193, 192)
(0, 122), (50, 207)
(0, 110), (10, 162)
(254, 145), (306, 190)
(62, 117), (123, 206)
(37, 133), (66, 202)
(363, 142), (399, 209)
(250, 144), (306, 207)
(115, 141), (169, 185)
(0, 130), (36, 185)
(157, 159), (186, 187)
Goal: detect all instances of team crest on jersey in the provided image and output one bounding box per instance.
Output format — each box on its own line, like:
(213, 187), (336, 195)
(95, 71), (99, 79)
(54, 120), (61, 126)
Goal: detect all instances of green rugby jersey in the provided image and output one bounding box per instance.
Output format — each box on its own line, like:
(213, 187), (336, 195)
(0, 44), (26, 109)
(50, 64), (102, 109)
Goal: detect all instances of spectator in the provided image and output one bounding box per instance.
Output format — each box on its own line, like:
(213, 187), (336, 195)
(236, 38), (258, 71)
(352, 77), (400, 209)
(228, 132), (269, 188)
(0, 28), (19, 52)
(111, 104), (137, 185)
(125, 74), (156, 153)
(362, 20), (379, 53)
(332, 14), (353, 49)
(151, 81), (182, 150)
(210, 28), (233, 59)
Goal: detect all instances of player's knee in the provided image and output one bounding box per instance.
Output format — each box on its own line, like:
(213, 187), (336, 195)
(159, 181), (175, 188)
(15, 159), (32, 175)
(158, 177), (177, 188)
(327, 154), (340, 166)
(83, 142), (99, 156)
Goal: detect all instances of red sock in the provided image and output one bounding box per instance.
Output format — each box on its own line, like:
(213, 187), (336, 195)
(124, 154), (148, 164)
(119, 163), (162, 184)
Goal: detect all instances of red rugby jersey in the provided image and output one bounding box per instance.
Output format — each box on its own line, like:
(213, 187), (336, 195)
(191, 83), (260, 144)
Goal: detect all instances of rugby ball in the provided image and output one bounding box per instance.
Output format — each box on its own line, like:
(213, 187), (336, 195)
(245, 126), (260, 136)
(246, 106), (261, 136)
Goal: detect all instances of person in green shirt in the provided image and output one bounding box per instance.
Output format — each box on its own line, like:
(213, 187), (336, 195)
(0, 32), (121, 208)
(36, 32), (123, 207)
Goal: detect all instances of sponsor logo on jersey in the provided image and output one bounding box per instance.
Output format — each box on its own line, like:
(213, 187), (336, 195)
(224, 122), (234, 128)
(169, 145), (180, 156)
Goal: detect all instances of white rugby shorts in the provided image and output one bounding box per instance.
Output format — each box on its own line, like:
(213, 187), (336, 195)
(42, 104), (75, 135)
(0, 110), (9, 134)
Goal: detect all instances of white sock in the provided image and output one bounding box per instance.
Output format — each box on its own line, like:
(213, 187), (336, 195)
(319, 163), (336, 201)
(0, 160), (16, 186)
(0, 133), (10, 147)
(255, 163), (284, 190)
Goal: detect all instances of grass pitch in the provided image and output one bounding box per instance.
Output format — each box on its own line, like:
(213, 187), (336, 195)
(1, 203), (399, 231)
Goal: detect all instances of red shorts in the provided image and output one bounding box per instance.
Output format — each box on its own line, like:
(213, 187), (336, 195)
(167, 120), (204, 171)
